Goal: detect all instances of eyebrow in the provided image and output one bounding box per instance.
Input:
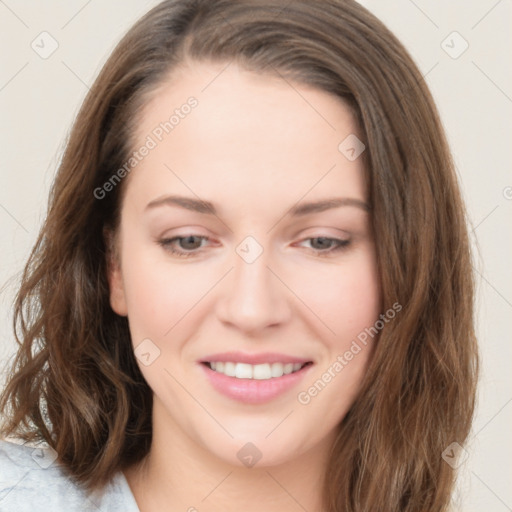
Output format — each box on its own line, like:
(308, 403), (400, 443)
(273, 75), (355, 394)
(145, 194), (370, 216)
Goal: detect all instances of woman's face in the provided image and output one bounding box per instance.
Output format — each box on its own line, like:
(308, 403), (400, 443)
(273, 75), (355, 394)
(108, 61), (381, 468)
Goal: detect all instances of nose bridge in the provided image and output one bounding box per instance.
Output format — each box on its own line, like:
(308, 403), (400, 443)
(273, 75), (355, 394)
(216, 236), (290, 332)
(233, 245), (272, 297)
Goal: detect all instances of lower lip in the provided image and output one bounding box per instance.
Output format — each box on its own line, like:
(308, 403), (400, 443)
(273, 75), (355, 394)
(200, 363), (313, 404)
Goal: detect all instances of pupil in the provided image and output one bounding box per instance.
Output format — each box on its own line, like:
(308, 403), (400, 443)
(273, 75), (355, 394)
(313, 237), (330, 249)
(181, 236), (200, 250)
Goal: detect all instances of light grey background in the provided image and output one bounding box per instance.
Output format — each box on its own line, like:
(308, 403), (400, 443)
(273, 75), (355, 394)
(0, 1), (511, 510)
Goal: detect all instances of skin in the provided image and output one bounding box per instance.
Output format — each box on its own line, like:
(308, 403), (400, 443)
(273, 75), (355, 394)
(109, 61), (381, 512)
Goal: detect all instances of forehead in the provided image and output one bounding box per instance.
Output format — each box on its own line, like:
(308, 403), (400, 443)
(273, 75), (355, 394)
(124, 61), (367, 213)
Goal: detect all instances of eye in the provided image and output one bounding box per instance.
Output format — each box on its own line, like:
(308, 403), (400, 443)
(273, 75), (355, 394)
(158, 235), (351, 259)
(297, 236), (351, 256)
(158, 235), (211, 258)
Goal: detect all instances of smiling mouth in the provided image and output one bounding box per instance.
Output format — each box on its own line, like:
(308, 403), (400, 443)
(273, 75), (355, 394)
(202, 361), (313, 380)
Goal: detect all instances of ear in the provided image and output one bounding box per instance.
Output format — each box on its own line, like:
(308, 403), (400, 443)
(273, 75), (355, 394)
(104, 228), (128, 316)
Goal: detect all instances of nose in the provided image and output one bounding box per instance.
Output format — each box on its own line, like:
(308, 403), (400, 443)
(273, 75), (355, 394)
(215, 244), (291, 335)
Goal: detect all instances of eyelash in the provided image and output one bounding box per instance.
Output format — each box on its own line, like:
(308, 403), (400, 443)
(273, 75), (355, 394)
(158, 235), (351, 258)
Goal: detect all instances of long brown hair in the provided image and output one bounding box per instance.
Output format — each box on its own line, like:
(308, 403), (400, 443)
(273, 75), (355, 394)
(0, 1), (478, 510)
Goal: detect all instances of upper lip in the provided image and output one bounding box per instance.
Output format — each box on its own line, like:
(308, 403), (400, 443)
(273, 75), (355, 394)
(200, 351), (312, 365)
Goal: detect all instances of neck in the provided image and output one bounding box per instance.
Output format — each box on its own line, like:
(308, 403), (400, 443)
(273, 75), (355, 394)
(124, 398), (333, 512)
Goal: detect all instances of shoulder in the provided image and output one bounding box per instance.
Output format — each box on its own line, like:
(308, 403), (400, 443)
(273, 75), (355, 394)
(0, 438), (140, 512)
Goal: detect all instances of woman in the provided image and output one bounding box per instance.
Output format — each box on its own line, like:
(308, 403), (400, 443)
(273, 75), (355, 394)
(0, 1), (478, 511)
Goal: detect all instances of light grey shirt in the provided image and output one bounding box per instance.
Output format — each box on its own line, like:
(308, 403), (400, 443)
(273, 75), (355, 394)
(0, 438), (140, 512)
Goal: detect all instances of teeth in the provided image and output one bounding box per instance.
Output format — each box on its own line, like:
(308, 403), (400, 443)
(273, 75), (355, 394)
(208, 361), (305, 380)
(224, 362), (236, 377)
(235, 363), (253, 379)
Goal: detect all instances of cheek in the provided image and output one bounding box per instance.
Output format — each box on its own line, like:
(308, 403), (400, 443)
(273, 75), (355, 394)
(119, 244), (211, 343)
(339, 257), (381, 334)
(293, 250), (381, 344)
